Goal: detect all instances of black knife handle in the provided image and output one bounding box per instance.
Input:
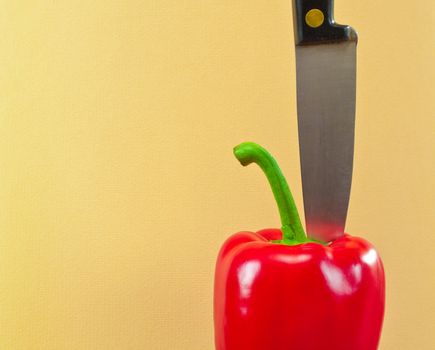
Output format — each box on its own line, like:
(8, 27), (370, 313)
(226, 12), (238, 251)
(292, 0), (357, 45)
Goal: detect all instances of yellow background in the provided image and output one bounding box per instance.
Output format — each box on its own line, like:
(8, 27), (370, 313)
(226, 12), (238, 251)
(1, 1), (434, 349)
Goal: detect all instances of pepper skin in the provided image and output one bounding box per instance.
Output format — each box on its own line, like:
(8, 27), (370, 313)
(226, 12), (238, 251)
(214, 143), (385, 350)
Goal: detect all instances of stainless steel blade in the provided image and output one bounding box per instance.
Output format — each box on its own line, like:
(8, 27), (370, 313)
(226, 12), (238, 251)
(296, 42), (357, 242)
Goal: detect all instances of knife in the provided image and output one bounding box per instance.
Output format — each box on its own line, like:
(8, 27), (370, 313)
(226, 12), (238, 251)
(292, 0), (357, 242)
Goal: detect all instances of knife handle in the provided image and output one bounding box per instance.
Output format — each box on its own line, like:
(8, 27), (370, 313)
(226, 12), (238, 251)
(292, 0), (357, 45)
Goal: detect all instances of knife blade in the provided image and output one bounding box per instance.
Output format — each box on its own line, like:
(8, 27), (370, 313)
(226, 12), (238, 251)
(292, 0), (358, 242)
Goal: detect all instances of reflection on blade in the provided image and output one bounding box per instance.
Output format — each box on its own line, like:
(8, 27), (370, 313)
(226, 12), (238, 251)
(296, 42), (357, 242)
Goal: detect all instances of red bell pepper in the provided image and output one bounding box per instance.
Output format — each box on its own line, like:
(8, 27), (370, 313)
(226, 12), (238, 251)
(214, 142), (385, 350)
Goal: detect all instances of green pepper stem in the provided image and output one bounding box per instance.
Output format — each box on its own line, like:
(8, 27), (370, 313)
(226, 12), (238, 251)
(234, 142), (307, 245)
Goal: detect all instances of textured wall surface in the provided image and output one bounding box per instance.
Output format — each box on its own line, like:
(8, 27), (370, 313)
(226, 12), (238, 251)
(1, 1), (434, 349)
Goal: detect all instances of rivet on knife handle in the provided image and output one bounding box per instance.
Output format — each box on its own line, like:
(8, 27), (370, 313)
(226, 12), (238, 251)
(293, 0), (357, 45)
